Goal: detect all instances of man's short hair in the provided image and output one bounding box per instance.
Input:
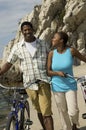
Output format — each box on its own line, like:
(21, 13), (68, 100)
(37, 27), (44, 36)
(21, 21), (33, 31)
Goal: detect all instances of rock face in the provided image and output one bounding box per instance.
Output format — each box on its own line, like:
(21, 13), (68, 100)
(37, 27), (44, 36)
(0, 0), (86, 86)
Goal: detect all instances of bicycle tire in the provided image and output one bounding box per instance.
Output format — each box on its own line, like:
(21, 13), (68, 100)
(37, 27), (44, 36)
(25, 100), (30, 119)
(6, 115), (16, 130)
(19, 100), (31, 130)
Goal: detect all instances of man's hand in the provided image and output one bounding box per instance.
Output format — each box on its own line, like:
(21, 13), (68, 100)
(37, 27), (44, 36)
(0, 62), (12, 75)
(0, 68), (1, 75)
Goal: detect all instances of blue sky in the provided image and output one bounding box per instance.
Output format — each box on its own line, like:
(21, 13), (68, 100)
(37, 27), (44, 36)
(0, 0), (42, 58)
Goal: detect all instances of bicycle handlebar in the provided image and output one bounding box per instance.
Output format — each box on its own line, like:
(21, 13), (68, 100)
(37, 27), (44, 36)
(0, 79), (43, 90)
(0, 83), (24, 90)
(65, 73), (86, 82)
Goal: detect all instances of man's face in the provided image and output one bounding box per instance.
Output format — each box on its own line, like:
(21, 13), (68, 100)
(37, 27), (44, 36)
(21, 25), (34, 42)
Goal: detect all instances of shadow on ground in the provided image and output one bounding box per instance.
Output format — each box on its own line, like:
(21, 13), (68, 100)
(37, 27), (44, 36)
(80, 126), (86, 130)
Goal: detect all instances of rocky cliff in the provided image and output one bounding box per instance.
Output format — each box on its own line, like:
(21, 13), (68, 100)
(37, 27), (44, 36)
(0, 0), (86, 86)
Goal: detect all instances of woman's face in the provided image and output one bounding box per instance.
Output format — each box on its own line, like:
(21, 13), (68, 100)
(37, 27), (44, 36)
(52, 33), (62, 47)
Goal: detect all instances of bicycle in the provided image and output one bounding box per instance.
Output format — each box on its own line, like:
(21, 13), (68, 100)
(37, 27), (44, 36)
(0, 84), (33, 130)
(65, 73), (86, 119)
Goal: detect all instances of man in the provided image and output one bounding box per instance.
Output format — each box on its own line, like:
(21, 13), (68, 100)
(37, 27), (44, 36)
(0, 21), (54, 130)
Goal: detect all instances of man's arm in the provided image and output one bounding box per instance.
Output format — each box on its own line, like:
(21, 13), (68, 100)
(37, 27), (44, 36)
(0, 62), (12, 75)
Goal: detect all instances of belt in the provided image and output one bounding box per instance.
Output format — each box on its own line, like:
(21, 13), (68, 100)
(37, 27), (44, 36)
(35, 79), (49, 85)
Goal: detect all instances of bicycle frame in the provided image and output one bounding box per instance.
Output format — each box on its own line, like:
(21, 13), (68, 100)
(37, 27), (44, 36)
(0, 80), (41, 130)
(8, 90), (25, 130)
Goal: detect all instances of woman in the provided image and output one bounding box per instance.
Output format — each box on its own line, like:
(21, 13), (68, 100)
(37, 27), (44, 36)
(47, 31), (86, 130)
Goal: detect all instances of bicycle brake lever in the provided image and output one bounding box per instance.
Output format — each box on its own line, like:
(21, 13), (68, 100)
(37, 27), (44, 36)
(65, 73), (74, 78)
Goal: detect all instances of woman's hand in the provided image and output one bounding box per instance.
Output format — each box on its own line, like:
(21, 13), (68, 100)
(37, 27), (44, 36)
(57, 71), (66, 77)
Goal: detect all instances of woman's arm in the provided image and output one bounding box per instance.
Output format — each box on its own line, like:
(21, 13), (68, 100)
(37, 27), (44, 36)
(47, 51), (65, 77)
(71, 48), (86, 62)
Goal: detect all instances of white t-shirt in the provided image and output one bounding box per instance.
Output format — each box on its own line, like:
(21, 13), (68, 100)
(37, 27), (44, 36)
(25, 40), (37, 57)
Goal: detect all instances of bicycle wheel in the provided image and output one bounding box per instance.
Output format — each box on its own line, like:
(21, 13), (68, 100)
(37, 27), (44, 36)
(6, 115), (16, 130)
(19, 100), (32, 130)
